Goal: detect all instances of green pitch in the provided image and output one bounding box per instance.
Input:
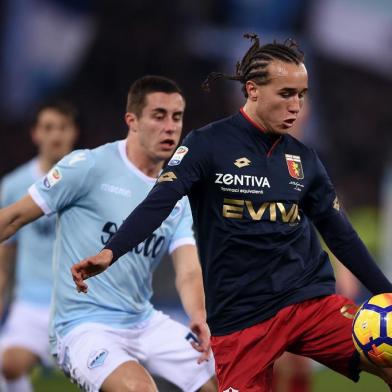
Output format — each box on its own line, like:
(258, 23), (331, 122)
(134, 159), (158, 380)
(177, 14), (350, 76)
(32, 367), (388, 391)
(314, 369), (387, 392)
(32, 368), (78, 391)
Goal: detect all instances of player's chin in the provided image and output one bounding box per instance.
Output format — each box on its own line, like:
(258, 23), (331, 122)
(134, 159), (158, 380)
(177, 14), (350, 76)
(271, 126), (290, 136)
(156, 150), (174, 161)
(161, 145), (177, 155)
(50, 150), (69, 162)
(275, 122), (295, 134)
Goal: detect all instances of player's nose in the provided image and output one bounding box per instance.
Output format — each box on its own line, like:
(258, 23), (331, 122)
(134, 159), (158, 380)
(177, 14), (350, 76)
(288, 96), (301, 114)
(162, 119), (179, 133)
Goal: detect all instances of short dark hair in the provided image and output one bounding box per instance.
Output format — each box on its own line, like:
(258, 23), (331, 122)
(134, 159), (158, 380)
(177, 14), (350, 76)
(202, 33), (305, 98)
(126, 75), (183, 117)
(32, 100), (78, 127)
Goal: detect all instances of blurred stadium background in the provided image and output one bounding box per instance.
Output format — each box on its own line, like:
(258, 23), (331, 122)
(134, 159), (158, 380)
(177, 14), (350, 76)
(1, 0), (392, 391)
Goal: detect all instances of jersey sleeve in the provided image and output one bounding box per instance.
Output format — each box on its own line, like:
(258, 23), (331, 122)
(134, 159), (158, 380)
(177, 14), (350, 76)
(301, 150), (340, 222)
(0, 177), (19, 243)
(168, 197), (196, 254)
(0, 178), (17, 208)
(28, 150), (95, 215)
(304, 152), (392, 294)
(156, 129), (211, 194)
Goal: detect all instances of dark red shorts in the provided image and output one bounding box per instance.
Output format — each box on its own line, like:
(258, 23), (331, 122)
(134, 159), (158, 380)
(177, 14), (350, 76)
(211, 294), (359, 392)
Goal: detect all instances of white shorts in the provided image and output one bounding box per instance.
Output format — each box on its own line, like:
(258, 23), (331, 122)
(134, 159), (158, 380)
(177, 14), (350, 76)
(55, 310), (215, 392)
(0, 300), (52, 366)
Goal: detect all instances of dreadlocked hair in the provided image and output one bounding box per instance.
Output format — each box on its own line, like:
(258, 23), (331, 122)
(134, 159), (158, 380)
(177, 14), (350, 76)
(202, 33), (305, 98)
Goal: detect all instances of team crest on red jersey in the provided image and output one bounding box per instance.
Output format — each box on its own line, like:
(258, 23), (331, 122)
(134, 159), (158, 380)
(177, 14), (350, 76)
(285, 154), (304, 180)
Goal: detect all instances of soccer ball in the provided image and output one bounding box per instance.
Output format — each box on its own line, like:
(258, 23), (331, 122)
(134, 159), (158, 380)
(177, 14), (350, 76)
(352, 293), (392, 367)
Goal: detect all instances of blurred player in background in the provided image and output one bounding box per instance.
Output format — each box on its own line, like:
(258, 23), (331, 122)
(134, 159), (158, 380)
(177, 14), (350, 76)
(0, 101), (78, 392)
(72, 35), (392, 391)
(0, 75), (216, 392)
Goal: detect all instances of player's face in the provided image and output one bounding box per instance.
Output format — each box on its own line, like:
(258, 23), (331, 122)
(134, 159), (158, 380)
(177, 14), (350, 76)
(32, 109), (78, 162)
(250, 60), (308, 135)
(131, 92), (185, 161)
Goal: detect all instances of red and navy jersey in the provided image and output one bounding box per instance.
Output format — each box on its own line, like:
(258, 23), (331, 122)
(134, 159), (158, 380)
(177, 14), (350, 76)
(157, 110), (339, 334)
(106, 110), (392, 336)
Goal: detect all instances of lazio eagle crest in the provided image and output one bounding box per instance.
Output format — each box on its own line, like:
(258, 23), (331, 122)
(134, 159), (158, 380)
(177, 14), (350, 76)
(285, 154), (304, 180)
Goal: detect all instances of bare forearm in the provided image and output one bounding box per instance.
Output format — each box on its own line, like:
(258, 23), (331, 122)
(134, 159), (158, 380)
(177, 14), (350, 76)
(172, 246), (211, 362)
(172, 245), (207, 321)
(0, 243), (16, 312)
(176, 272), (206, 321)
(0, 209), (20, 243)
(0, 195), (43, 243)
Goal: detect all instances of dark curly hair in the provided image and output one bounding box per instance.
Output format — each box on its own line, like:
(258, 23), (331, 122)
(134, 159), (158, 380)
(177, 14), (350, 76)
(202, 33), (304, 98)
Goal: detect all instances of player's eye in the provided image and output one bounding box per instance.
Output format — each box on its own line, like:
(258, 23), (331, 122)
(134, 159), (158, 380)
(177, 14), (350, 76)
(279, 91), (291, 98)
(42, 124), (54, 132)
(299, 91), (307, 99)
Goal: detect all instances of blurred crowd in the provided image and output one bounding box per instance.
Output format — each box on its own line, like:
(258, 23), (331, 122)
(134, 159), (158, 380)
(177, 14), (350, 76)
(1, 0), (392, 199)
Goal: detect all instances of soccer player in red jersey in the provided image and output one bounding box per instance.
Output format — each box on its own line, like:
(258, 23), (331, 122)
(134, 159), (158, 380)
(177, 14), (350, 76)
(71, 35), (392, 391)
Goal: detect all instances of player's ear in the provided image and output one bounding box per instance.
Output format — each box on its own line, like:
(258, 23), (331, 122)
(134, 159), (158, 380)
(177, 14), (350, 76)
(246, 80), (259, 102)
(30, 126), (40, 146)
(125, 112), (138, 133)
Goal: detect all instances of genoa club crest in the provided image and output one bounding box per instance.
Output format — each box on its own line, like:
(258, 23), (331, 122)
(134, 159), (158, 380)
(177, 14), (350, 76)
(285, 154), (304, 180)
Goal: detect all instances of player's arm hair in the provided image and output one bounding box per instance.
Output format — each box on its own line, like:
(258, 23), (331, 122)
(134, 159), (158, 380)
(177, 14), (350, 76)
(0, 195), (43, 243)
(0, 243), (16, 314)
(171, 245), (207, 322)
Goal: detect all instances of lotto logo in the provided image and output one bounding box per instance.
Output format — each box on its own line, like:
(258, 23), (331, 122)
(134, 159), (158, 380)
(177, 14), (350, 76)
(223, 387), (239, 392)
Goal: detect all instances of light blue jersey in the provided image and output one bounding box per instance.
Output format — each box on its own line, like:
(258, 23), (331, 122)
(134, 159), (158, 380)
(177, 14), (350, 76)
(1, 159), (55, 305)
(29, 140), (195, 351)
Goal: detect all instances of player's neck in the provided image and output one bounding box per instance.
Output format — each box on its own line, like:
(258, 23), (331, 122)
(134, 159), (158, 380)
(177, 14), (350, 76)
(125, 141), (163, 179)
(242, 103), (267, 132)
(38, 155), (57, 174)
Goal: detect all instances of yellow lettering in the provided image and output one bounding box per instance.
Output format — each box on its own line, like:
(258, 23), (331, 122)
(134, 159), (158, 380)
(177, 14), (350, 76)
(290, 204), (299, 222)
(269, 202), (276, 221)
(223, 205), (244, 218)
(245, 201), (269, 220)
(277, 203), (297, 222)
(223, 198), (244, 205)
(222, 199), (299, 223)
(223, 199), (244, 218)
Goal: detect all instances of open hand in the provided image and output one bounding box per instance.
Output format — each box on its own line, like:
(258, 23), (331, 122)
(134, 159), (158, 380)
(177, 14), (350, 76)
(71, 249), (113, 293)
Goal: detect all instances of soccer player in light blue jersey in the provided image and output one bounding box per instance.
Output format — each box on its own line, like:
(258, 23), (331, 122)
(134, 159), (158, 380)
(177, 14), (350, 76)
(0, 101), (78, 392)
(0, 76), (216, 392)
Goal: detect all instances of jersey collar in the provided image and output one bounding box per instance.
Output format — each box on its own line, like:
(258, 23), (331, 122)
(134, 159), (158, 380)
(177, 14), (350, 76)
(237, 109), (282, 153)
(240, 107), (267, 133)
(118, 139), (157, 184)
